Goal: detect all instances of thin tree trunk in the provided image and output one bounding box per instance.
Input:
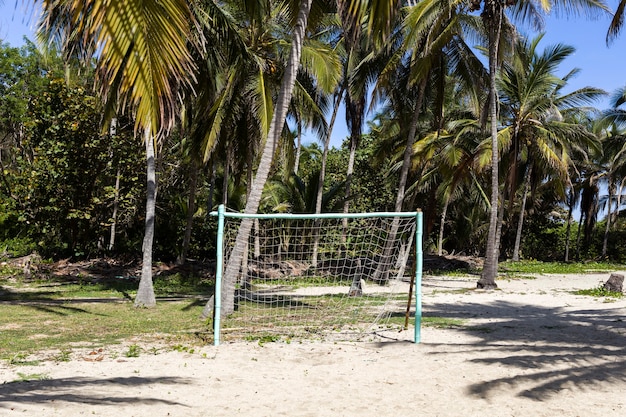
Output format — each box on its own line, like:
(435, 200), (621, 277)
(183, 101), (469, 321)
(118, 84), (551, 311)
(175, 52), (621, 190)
(178, 159), (198, 265)
(372, 77), (427, 284)
(294, 118), (303, 175)
(242, 138), (261, 258)
(602, 178), (615, 258)
(395, 77), (428, 212)
(494, 190), (505, 260)
(202, 0), (313, 318)
(478, 2), (503, 289)
(564, 188), (575, 262)
(208, 158), (216, 212)
(222, 149), (230, 207)
(135, 127), (157, 307)
(613, 178), (626, 219)
(437, 192), (451, 257)
(341, 135), (358, 241)
(108, 167), (121, 251)
(312, 87), (344, 267)
(575, 204), (585, 260)
(512, 165), (532, 261)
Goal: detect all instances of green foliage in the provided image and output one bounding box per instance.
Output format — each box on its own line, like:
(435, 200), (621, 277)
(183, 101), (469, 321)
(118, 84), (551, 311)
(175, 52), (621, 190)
(19, 78), (140, 257)
(153, 272), (214, 295)
(517, 216), (568, 261)
(574, 286), (624, 298)
(12, 372), (50, 382)
(124, 344), (141, 357)
(53, 349), (72, 362)
(500, 260), (624, 274)
(0, 236), (37, 258)
(244, 334), (281, 346)
(6, 352), (40, 366)
(324, 135), (396, 213)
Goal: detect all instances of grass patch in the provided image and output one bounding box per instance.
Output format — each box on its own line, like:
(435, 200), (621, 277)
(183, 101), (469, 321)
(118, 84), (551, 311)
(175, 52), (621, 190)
(0, 297), (210, 360)
(573, 286), (624, 298)
(125, 344), (141, 357)
(498, 274), (536, 281)
(422, 316), (465, 329)
(7, 353), (40, 366)
(500, 260), (625, 275)
(431, 288), (474, 295)
(12, 372), (50, 383)
(0, 273), (214, 302)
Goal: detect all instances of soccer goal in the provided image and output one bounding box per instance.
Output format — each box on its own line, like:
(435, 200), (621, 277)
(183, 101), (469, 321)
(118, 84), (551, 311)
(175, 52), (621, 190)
(209, 205), (423, 345)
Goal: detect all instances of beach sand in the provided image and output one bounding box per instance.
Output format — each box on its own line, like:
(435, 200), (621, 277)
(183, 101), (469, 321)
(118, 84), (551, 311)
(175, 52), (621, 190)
(2, 272), (625, 416)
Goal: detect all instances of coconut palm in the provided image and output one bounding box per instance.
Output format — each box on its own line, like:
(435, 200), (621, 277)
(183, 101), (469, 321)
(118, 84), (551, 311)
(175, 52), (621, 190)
(366, 0), (488, 281)
(35, 0), (198, 306)
(204, 0), (401, 317)
(596, 91), (626, 257)
(496, 34), (604, 261)
(470, 0), (609, 288)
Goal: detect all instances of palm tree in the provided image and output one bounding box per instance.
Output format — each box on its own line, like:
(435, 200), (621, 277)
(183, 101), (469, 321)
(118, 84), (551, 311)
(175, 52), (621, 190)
(496, 34), (604, 261)
(201, 0), (315, 318)
(367, 0), (487, 281)
(596, 91), (626, 257)
(390, 0), (488, 211)
(36, 0), (197, 306)
(472, 0), (609, 289)
(203, 0), (401, 318)
(607, 0), (626, 42)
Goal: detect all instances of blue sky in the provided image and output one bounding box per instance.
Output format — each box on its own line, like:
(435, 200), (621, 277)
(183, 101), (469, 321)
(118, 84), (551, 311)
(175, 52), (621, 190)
(2, 1), (626, 148)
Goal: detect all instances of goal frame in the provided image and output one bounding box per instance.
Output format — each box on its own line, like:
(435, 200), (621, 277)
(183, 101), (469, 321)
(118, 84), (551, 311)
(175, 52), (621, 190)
(210, 204), (423, 345)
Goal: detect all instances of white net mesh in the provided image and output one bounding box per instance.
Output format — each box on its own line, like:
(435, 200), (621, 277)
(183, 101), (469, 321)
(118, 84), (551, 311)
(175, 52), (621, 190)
(217, 214), (418, 343)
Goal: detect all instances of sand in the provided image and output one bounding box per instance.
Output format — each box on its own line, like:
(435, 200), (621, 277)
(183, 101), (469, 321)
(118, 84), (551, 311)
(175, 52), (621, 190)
(1, 272), (626, 416)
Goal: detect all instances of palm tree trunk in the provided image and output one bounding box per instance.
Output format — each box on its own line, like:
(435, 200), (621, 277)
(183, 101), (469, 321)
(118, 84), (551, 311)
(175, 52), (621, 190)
(341, 134), (358, 241)
(208, 158), (216, 212)
(108, 167), (121, 251)
(395, 77), (428, 212)
(372, 77), (427, 284)
(437, 192), (451, 257)
(575, 206), (584, 260)
(478, 2), (503, 289)
(202, 0), (313, 318)
(564, 188), (575, 262)
(178, 159), (198, 265)
(135, 127), (157, 307)
(602, 178), (615, 258)
(294, 118), (303, 175)
(512, 165), (532, 261)
(222, 148), (230, 206)
(613, 178), (626, 219)
(312, 87), (344, 267)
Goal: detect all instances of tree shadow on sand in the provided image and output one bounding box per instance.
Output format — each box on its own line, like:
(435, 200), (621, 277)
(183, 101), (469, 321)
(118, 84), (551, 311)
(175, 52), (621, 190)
(424, 299), (626, 401)
(0, 376), (193, 408)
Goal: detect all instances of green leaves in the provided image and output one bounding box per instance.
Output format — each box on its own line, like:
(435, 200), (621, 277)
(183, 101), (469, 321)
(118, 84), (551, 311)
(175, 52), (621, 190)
(39, 0), (196, 136)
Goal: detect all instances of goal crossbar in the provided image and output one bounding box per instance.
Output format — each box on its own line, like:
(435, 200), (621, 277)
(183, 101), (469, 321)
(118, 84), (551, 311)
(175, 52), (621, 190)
(210, 204), (423, 345)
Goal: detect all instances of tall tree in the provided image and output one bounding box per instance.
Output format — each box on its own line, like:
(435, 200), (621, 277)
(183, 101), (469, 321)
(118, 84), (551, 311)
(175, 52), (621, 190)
(202, 0), (400, 318)
(36, 0), (197, 306)
(496, 34), (603, 261)
(472, 0), (609, 289)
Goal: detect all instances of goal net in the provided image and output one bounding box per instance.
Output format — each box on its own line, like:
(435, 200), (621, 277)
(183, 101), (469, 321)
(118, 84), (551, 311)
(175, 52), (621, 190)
(210, 206), (423, 344)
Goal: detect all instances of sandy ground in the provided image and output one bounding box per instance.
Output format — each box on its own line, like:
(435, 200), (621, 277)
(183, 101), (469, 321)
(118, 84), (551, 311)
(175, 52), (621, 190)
(2, 272), (626, 416)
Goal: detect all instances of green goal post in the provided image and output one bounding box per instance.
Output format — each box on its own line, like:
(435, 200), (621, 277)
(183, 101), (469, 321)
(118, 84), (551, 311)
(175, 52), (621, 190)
(210, 204), (423, 346)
